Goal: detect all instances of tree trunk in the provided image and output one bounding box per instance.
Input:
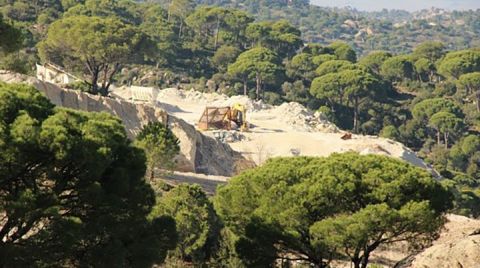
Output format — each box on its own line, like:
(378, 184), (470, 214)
(437, 130), (441, 146)
(418, 73), (423, 83)
(243, 77), (247, 96)
(360, 253), (370, 268)
(149, 168), (155, 181)
(444, 132), (449, 149)
(353, 97), (359, 133)
(352, 258), (361, 268)
(328, 100), (335, 113)
(90, 68), (100, 95)
(255, 72), (261, 100)
(214, 16), (220, 49)
(104, 63), (120, 95)
(179, 21), (184, 38)
(101, 64), (109, 93)
(85, 59), (100, 95)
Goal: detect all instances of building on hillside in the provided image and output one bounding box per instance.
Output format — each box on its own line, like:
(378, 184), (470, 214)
(36, 63), (81, 85)
(130, 86), (160, 103)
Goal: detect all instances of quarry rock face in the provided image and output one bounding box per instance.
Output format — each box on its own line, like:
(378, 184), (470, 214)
(0, 70), (251, 176)
(398, 214), (480, 268)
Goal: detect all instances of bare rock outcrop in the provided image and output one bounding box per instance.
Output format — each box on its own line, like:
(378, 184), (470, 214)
(0, 70), (252, 176)
(397, 214), (480, 268)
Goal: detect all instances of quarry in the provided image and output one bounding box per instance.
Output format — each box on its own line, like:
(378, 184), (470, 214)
(1, 69), (478, 268)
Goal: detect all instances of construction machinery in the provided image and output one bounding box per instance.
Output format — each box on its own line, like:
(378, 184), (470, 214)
(197, 103), (248, 132)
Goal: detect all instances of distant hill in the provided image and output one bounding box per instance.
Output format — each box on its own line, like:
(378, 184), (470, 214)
(189, 0), (480, 55)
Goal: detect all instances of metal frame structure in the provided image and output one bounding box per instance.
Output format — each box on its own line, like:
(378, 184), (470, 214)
(197, 107), (231, 131)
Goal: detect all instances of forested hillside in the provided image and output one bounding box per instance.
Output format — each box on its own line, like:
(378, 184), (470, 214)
(1, 0), (479, 210)
(0, 0), (480, 267)
(189, 0), (480, 55)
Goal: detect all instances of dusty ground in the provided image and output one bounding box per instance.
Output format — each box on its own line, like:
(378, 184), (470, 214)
(112, 87), (433, 172)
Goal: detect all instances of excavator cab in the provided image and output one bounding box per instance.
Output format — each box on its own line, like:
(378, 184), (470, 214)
(229, 103), (248, 131)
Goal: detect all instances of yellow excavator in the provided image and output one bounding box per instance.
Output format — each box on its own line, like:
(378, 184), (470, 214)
(226, 103), (248, 132)
(197, 103), (248, 132)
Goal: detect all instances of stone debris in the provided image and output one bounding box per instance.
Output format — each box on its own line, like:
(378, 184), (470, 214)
(211, 130), (246, 143)
(268, 102), (339, 133)
(290, 148), (301, 156)
(117, 87), (338, 133)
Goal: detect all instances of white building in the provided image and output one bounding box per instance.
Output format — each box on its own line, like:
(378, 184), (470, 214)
(130, 86), (160, 103)
(36, 63), (80, 85)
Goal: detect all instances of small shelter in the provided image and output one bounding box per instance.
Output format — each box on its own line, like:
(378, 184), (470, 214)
(197, 107), (231, 131)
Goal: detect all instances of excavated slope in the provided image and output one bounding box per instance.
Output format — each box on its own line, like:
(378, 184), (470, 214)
(0, 71), (252, 176)
(398, 214), (480, 268)
(114, 86), (435, 173)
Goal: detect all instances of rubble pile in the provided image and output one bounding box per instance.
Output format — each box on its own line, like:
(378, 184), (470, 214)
(270, 102), (339, 133)
(210, 130), (247, 143)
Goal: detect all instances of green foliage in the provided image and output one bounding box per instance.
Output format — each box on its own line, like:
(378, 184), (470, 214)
(312, 54), (337, 66)
(246, 19), (302, 58)
(282, 80), (310, 104)
(358, 51), (392, 74)
(457, 72), (480, 112)
(412, 41), (446, 62)
(311, 68), (380, 132)
(38, 15), (142, 96)
(2, 1), (480, 226)
(150, 184), (220, 264)
(380, 125), (400, 141)
(380, 55), (415, 82)
(437, 50), (480, 79)
(458, 72), (480, 94)
(412, 98), (464, 122)
(0, 52), (29, 74)
(138, 3), (177, 68)
(449, 135), (480, 178)
(214, 153), (452, 268)
(135, 122), (180, 180)
(315, 59), (356, 77)
(0, 82), (176, 267)
(428, 112), (465, 147)
(212, 45), (241, 73)
(328, 41), (357, 62)
(0, 15), (23, 53)
(65, 80), (90, 92)
(285, 52), (316, 82)
(227, 46), (282, 99)
(185, 6), (253, 51)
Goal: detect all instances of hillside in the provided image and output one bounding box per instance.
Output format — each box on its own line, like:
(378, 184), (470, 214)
(0, 70), (253, 176)
(113, 86), (436, 173)
(1, 1), (480, 267)
(0, 70), (434, 176)
(2, 0), (479, 219)
(190, 1), (480, 55)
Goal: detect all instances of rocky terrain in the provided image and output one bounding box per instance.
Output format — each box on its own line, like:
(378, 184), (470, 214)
(400, 214), (480, 268)
(113, 85), (435, 174)
(0, 70), (437, 176)
(0, 71), (253, 176)
(2, 71), (479, 267)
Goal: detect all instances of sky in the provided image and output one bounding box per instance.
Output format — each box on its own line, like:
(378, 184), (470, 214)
(310, 0), (480, 12)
